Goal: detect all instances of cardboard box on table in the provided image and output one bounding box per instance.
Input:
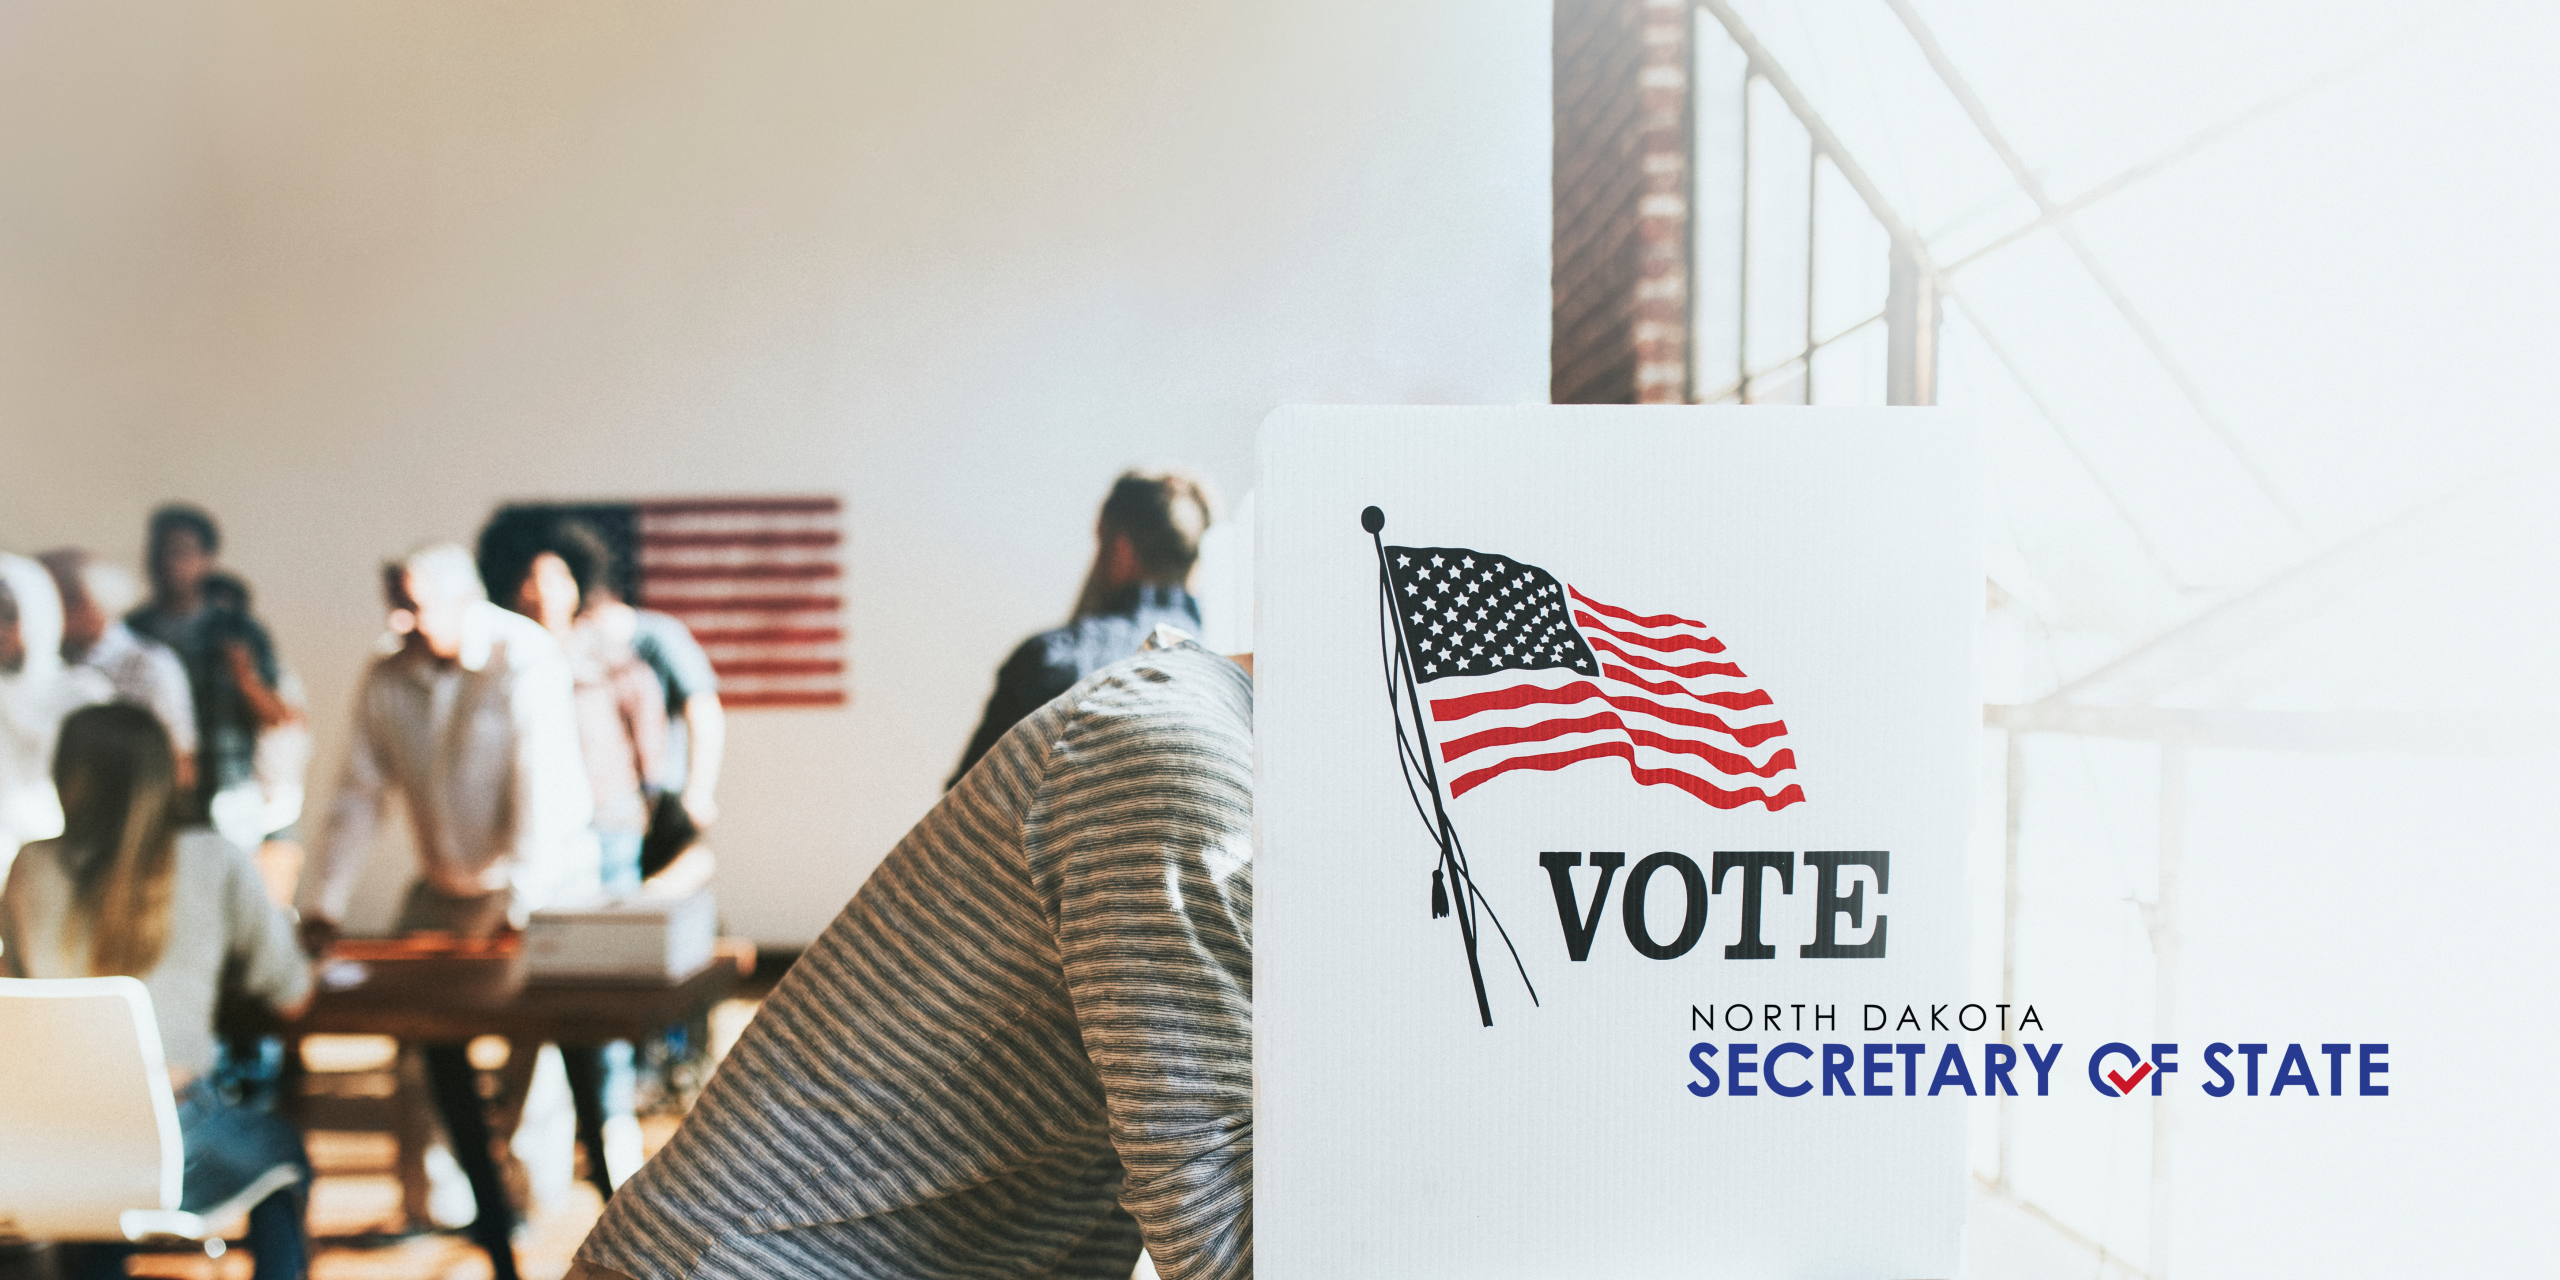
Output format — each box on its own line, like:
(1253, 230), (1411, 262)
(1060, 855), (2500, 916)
(523, 890), (717, 983)
(1254, 406), (1976, 1278)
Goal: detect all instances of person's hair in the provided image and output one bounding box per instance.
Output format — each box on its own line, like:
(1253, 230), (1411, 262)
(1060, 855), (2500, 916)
(146, 504), (221, 560)
(1072, 469), (1217, 620)
(201, 571), (251, 615)
(51, 703), (183, 979)
(475, 509), (611, 610)
(395, 542), (487, 607)
(532, 520), (612, 601)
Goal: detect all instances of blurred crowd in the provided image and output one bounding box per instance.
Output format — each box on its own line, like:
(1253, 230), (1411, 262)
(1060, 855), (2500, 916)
(1, 507), (308, 873)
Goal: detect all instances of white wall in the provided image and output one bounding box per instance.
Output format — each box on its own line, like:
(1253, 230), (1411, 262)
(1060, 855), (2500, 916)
(0, 2), (1551, 942)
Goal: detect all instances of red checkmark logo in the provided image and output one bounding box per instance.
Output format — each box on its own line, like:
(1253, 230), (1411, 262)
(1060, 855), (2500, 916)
(2106, 1063), (2154, 1096)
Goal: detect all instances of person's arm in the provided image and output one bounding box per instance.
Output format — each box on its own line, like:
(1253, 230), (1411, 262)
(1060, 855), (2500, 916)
(679, 692), (724, 825)
(636, 613), (726, 824)
(614, 657), (671, 792)
(225, 642), (297, 730)
(1034, 657), (1254, 1280)
(223, 836), (314, 1019)
(638, 842), (715, 897)
(303, 673), (388, 945)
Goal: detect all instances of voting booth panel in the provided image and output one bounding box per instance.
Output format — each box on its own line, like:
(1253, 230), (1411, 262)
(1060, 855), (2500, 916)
(1255, 406), (1975, 1278)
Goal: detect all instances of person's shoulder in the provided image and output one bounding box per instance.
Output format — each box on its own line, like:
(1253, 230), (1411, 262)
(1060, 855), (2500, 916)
(480, 604), (568, 669)
(174, 827), (255, 876)
(629, 608), (693, 647)
(63, 664), (115, 708)
(1020, 617), (1086, 660)
(999, 622), (1084, 690)
(2, 838), (65, 890)
(1042, 632), (1252, 746)
(126, 627), (185, 672)
(627, 609), (711, 678)
(351, 642), (416, 689)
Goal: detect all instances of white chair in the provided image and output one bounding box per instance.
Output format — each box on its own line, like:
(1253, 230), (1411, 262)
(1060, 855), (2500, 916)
(0, 976), (299, 1250)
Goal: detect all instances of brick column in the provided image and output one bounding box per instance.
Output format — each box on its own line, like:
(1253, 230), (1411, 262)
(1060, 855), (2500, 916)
(1631, 0), (1691, 404)
(1552, 0), (1645, 405)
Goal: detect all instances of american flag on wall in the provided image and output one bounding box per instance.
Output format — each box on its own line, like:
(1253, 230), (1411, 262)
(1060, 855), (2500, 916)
(1382, 542), (1802, 810)
(630, 497), (846, 709)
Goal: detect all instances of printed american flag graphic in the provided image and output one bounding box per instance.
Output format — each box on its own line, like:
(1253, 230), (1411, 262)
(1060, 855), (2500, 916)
(632, 497), (846, 709)
(1384, 544), (1803, 810)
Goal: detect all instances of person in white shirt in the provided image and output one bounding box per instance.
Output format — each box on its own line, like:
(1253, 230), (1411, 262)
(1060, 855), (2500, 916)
(302, 543), (594, 1280)
(39, 548), (199, 789)
(0, 552), (112, 871)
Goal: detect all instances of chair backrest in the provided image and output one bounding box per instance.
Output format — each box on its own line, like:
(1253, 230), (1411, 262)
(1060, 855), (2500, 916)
(0, 976), (183, 1241)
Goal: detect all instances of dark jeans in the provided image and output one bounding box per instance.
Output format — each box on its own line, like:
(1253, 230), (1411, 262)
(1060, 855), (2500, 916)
(420, 1041), (616, 1280)
(419, 1044), (520, 1280)
(400, 880), (619, 1280)
(60, 1081), (311, 1280)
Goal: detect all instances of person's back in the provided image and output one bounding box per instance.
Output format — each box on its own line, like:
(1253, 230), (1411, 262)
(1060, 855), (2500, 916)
(949, 469), (1217, 787)
(576, 633), (1252, 1280)
(3, 828), (307, 1080)
(0, 702), (312, 1280)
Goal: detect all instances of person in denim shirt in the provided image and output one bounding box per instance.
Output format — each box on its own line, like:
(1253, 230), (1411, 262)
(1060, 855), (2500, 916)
(948, 469), (1216, 787)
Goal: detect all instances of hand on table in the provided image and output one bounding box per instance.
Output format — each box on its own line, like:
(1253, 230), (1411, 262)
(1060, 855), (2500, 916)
(299, 915), (343, 957)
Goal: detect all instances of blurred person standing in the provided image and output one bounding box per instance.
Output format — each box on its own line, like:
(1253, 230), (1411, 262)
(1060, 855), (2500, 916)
(38, 548), (197, 790)
(477, 512), (666, 1196)
(304, 544), (595, 1280)
(475, 515), (668, 897)
(197, 572), (313, 862)
(125, 504), (292, 824)
(3, 704), (314, 1280)
(591, 576), (723, 843)
(948, 469), (1216, 786)
(0, 553), (113, 869)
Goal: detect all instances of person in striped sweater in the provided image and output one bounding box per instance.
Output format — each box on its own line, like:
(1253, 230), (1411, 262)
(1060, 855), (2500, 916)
(571, 629), (1252, 1280)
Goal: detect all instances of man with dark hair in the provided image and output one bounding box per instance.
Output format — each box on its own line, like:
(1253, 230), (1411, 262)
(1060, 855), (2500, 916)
(949, 468), (1217, 785)
(127, 503), (290, 822)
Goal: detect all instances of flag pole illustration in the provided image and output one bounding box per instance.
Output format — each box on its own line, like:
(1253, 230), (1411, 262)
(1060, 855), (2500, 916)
(1365, 506), (1808, 1025)
(1365, 506), (1537, 1028)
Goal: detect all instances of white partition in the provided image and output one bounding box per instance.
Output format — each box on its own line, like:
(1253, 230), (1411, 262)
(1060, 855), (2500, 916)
(1255, 406), (1976, 1278)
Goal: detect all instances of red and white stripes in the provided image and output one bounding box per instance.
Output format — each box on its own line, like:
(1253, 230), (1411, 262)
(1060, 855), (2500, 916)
(635, 497), (846, 709)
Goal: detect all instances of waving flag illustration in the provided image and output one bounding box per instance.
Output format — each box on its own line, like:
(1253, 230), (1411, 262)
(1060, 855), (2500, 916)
(1361, 506), (1804, 1027)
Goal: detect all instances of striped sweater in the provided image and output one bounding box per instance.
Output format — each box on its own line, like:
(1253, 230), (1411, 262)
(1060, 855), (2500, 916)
(579, 635), (1253, 1280)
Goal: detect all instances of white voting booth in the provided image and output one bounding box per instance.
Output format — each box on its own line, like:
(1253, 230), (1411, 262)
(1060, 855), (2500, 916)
(1255, 406), (1975, 1278)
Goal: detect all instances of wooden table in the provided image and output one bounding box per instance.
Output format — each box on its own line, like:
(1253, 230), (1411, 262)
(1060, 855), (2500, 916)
(226, 937), (753, 1228)
(279, 938), (748, 1043)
